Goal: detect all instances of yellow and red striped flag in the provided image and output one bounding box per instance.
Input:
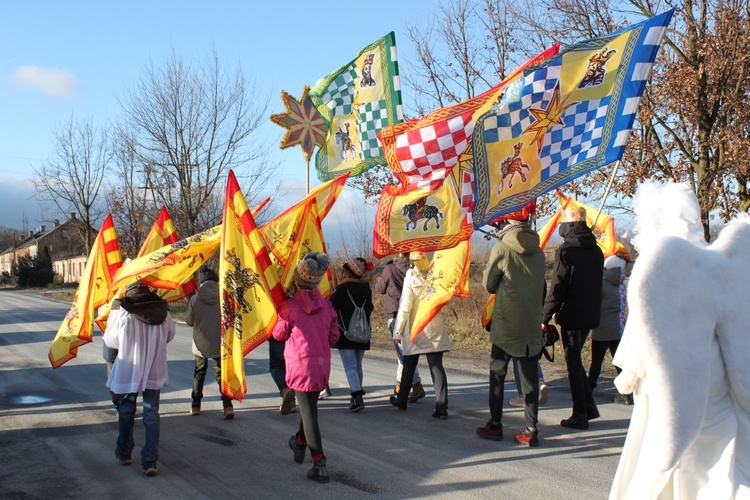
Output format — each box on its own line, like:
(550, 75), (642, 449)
(261, 175), (346, 297)
(408, 240), (470, 342)
(220, 170), (283, 401)
(538, 190), (618, 256)
(49, 214), (122, 368)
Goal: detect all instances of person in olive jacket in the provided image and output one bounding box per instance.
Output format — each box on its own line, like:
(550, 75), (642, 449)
(542, 206), (604, 430)
(329, 258), (374, 412)
(478, 218), (546, 447)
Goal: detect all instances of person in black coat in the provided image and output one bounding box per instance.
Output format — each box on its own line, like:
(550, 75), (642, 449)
(542, 206), (604, 430)
(329, 258), (374, 412)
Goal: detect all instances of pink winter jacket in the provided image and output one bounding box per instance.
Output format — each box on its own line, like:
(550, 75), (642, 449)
(271, 287), (339, 392)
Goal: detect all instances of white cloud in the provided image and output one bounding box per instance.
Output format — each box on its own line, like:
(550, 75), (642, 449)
(9, 65), (80, 99)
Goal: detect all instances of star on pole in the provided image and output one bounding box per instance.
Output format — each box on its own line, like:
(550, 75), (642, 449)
(270, 86), (328, 162)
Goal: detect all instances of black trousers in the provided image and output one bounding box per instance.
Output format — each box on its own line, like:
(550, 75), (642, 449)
(296, 391), (323, 457)
(588, 339), (621, 389)
(192, 356), (232, 408)
(562, 329), (596, 417)
(489, 344), (539, 430)
(398, 352), (448, 410)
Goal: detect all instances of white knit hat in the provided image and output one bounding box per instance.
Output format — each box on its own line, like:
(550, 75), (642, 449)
(604, 255), (626, 270)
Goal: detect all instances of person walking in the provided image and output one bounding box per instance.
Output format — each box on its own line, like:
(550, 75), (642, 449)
(588, 254), (632, 404)
(268, 337), (298, 414)
(542, 206), (604, 430)
(330, 258), (374, 412)
(103, 281), (175, 476)
(185, 266), (235, 420)
(389, 252), (450, 419)
(477, 218), (547, 446)
(375, 253), (425, 402)
(272, 252), (339, 483)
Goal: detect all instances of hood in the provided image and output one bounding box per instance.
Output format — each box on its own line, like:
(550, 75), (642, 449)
(560, 221), (598, 248)
(119, 292), (169, 325)
(293, 287), (326, 314)
(501, 226), (541, 255)
(197, 280), (219, 306)
(603, 266), (622, 286)
(394, 259), (410, 274)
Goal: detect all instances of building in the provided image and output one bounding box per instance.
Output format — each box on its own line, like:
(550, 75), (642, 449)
(0, 214), (96, 284)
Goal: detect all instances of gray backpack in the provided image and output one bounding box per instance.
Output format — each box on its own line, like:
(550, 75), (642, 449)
(340, 290), (371, 343)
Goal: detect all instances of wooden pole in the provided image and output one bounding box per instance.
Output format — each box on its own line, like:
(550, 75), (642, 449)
(592, 161), (620, 228)
(305, 156), (310, 195)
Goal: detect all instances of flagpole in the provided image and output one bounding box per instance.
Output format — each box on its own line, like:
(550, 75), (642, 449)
(305, 156), (310, 195)
(592, 161), (620, 228)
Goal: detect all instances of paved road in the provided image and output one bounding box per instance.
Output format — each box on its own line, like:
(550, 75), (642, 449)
(0, 289), (631, 499)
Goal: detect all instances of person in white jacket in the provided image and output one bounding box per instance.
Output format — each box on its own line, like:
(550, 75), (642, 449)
(389, 252), (451, 419)
(104, 281), (175, 477)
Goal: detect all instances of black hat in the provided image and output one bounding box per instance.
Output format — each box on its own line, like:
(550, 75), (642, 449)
(199, 266), (219, 283)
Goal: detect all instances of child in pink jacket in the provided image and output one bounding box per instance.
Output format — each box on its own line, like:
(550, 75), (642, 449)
(272, 252), (339, 483)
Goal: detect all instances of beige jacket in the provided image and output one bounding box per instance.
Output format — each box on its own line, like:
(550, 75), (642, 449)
(393, 268), (450, 356)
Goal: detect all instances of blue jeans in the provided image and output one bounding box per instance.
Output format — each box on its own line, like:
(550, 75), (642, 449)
(116, 389), (160, 464)
(339, 349), (365, 392)
(513, 358), (544, 396)
(388, 317), (420, 385)
(268, 339), (287, 393)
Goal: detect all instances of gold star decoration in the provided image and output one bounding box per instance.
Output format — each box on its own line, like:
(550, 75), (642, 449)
(523, 83), (575, 154)
(270, 86), (328, 162)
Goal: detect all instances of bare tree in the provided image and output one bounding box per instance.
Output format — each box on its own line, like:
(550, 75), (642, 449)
(33, 115), (110, 251)
(117, 47), (276, 236)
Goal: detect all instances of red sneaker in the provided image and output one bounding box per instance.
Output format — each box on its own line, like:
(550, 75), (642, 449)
(475, 422), (503, 441)
(514, 428), (539, 447)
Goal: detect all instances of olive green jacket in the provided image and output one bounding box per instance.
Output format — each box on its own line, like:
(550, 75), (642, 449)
(482, 226), (546, 358)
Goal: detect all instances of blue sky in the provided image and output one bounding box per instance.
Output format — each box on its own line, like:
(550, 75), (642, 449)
(0, 0), (432, 232)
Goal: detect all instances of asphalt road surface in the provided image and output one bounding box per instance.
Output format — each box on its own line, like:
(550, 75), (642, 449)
(0, 289), (632, 499)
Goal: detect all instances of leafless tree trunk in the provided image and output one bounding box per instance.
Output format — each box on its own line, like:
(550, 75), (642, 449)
(33, 114), (109, 252)
(116, 47), (277, 236)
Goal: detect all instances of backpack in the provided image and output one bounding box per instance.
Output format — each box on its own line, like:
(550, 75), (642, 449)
(339, 290), (371, 343)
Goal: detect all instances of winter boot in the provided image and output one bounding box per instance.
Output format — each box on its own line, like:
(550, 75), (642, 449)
(307, 456), (329, 483)
(407, 382), (426, 403)
(349, 390), (365, 412)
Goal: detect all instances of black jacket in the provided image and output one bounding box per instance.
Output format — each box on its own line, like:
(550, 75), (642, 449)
(543, 221), (604, 330)
(330, 279), (374, 350)
(374, 258), (409, 317)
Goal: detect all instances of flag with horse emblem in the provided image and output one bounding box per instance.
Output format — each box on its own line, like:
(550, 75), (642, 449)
(49, 214), (122, 368)
(372, 45), (560, 257)
(220, 170), (284, 401)
(471, 10), (674, 227)
(309, 32), (403, 180)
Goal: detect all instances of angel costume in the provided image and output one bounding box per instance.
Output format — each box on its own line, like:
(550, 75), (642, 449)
(610, 182), (750, 499)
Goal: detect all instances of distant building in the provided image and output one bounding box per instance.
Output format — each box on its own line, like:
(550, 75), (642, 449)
(0, 214), (97, 284)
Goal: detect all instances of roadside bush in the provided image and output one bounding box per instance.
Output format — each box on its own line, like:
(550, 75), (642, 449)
(13, 255), (55, 288)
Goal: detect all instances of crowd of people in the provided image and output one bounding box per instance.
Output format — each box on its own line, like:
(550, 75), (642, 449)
(101, 207), (631, 481)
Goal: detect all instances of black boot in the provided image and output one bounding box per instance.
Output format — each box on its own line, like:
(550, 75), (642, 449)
(349, 390), (365, 412)
(307, 456), (329, 483)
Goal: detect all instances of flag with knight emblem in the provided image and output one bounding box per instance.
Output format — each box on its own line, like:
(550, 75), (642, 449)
(309, 32), (403, 180)
(471, 10), (674, 227)
(221, 170), (284, 401)
(49, 214), (122, 368)
(372, 45), (560, 257)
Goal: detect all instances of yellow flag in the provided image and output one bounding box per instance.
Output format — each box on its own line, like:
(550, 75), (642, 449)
(409, 240), (470, 342)
(49, 215), (122, 368)
(220, 171), (282, 401)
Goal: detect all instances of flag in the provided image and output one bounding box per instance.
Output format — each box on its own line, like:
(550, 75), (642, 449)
(220, 170), (284, 401)
(537, 190), (619, 256)
(471, 10), (674, 227)
(309, 32), (403, 180)
(49, 215), (122, 368)
(138, 206), (197, 301)
(408, 241), (470, 342)
(107, 198), (270, 297)
(260, 175), (347, 297)
(372, 45), (560, 257)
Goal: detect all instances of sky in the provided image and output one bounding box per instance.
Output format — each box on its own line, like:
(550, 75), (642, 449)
(0, 0), (432, 235)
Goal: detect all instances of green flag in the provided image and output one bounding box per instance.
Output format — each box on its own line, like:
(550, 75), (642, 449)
(309, 32), (403, 181)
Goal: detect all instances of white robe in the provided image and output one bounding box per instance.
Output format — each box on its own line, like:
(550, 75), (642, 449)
(609, 185), (750, 499)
